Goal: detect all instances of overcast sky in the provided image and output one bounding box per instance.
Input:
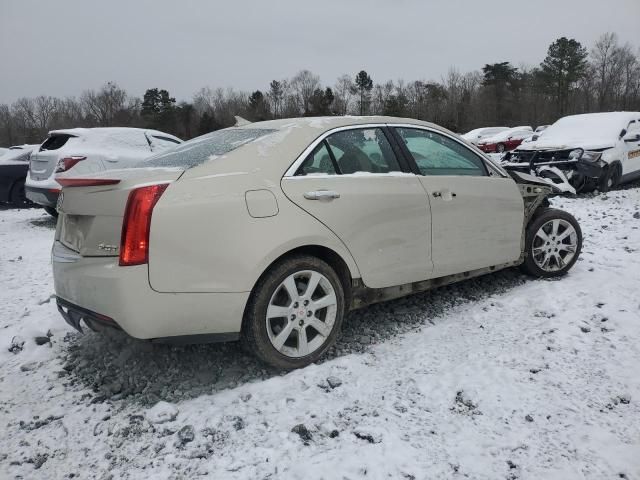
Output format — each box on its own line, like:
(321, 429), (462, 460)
(1, 0), (639, 104)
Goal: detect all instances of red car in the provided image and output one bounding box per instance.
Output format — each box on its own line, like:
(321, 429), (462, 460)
(478, 128), (533, 153)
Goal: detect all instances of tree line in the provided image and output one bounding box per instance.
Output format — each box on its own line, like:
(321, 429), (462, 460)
(1, 32), (638, 147)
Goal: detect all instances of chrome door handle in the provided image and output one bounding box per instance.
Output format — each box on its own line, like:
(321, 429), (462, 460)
(304, 190), (340, 201)
(432, 191), (456, 200)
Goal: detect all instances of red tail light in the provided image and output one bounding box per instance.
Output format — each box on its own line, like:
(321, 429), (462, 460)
(55, 156), (86, 173)
(119, 184), (169, 266)
(57, 178), (120, 187)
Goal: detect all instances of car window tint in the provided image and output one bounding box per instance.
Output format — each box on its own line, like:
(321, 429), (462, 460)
(296, 142), (337, 176)
(142, 128), (276, 169)
(396, 128), (486, 176)
(40, 134), (74, 151)
(325, 128), (401, 174)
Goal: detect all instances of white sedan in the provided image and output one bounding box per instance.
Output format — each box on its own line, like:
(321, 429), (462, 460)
(53, 116), (582, 369)
(461, 126), (509, 145)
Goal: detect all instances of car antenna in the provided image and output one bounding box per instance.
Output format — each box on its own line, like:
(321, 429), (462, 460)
(234, 116), (252, 127)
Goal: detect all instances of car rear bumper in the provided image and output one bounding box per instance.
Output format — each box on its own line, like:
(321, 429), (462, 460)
(25, 185), (60, 207)
(52, 241), (249, 340)
(57, 296), (122, 332)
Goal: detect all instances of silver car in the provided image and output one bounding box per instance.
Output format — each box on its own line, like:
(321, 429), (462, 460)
(53, 116), (582, 369)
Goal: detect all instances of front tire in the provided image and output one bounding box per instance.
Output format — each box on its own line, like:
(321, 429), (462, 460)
(496, 143), (506, 153)
(598, 163), (621, 192)
(521, 208), (582, 278)
(243, 255), (345, 369)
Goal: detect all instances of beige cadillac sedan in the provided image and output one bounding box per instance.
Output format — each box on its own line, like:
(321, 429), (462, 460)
(53, 116), (582, 369)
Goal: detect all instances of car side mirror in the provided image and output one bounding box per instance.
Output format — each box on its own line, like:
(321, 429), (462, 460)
(623, 131), (640, 142)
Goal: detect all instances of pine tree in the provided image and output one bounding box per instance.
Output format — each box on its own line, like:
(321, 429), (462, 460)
(540, 37), (588, 116)
(141, 88), (177, 132)
(309, 87), (335, 116)
(482, 62), (520, 123)
(354, 70), (373, 115)
(248, 90), (270, 120)
(268, 80), (284, 118)
(198, 111), (220, 135)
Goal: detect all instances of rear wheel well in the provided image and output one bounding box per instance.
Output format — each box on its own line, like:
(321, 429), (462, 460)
(242, 245), (355, 333)
(265, 246), (352, 306)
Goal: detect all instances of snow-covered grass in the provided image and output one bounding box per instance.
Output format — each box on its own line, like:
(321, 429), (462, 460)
(1, 187), (640, 479)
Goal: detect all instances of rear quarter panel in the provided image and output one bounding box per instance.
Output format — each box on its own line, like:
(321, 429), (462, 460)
(148, 163), (361, 293)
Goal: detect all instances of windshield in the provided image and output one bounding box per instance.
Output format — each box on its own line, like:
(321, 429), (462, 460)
(140, 128), (276, 168)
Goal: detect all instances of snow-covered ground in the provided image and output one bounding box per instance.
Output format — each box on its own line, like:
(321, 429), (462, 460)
(1, 187), (640, 479)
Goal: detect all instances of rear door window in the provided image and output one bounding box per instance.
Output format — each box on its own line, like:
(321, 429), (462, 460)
(296, 142), (337, 176)
(325, 128), (401, 174)
(396, 128), (487, 176)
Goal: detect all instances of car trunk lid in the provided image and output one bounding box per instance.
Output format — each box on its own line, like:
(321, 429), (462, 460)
(30, 134), (79, 181)
(56, 167), (183, 256)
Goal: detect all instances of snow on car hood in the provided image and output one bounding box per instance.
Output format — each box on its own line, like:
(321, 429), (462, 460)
(517, 112), (639, 151)
(0, 145), (39, 165)
(517, 136), (614, 151)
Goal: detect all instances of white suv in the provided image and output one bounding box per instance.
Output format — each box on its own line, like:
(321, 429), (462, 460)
(26, 127), (182, 214)
(506, 112), (640, 193)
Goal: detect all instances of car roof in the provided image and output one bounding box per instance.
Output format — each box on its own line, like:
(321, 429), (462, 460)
(179, 116), (475, 182)
(47, 127), (182, 142)
(560, 111), (640, 124)
(234, 116), (446, 134)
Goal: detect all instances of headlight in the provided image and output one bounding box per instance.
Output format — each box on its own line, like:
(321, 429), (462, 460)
(580, 151), (602, 163)
(568, 148), (584, 159)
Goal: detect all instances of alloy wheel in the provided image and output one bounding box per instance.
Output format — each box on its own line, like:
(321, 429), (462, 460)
(265, 270), (337, 358)
(531, 219), (578, 273)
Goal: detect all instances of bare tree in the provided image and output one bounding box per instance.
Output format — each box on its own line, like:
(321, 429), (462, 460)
(591, 33), (622, 110)
(267, 80), (285, 118)
(81, 81), (128, 126)
(333, 74), (355, 115)
(290, 70), (320, 114)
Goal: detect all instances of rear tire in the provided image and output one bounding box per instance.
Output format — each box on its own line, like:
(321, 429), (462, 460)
(521, 208), (582, 278)
(598, 163), (621, 192)
(44, 206), (58, 217)
(243, 254), (345, 369)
